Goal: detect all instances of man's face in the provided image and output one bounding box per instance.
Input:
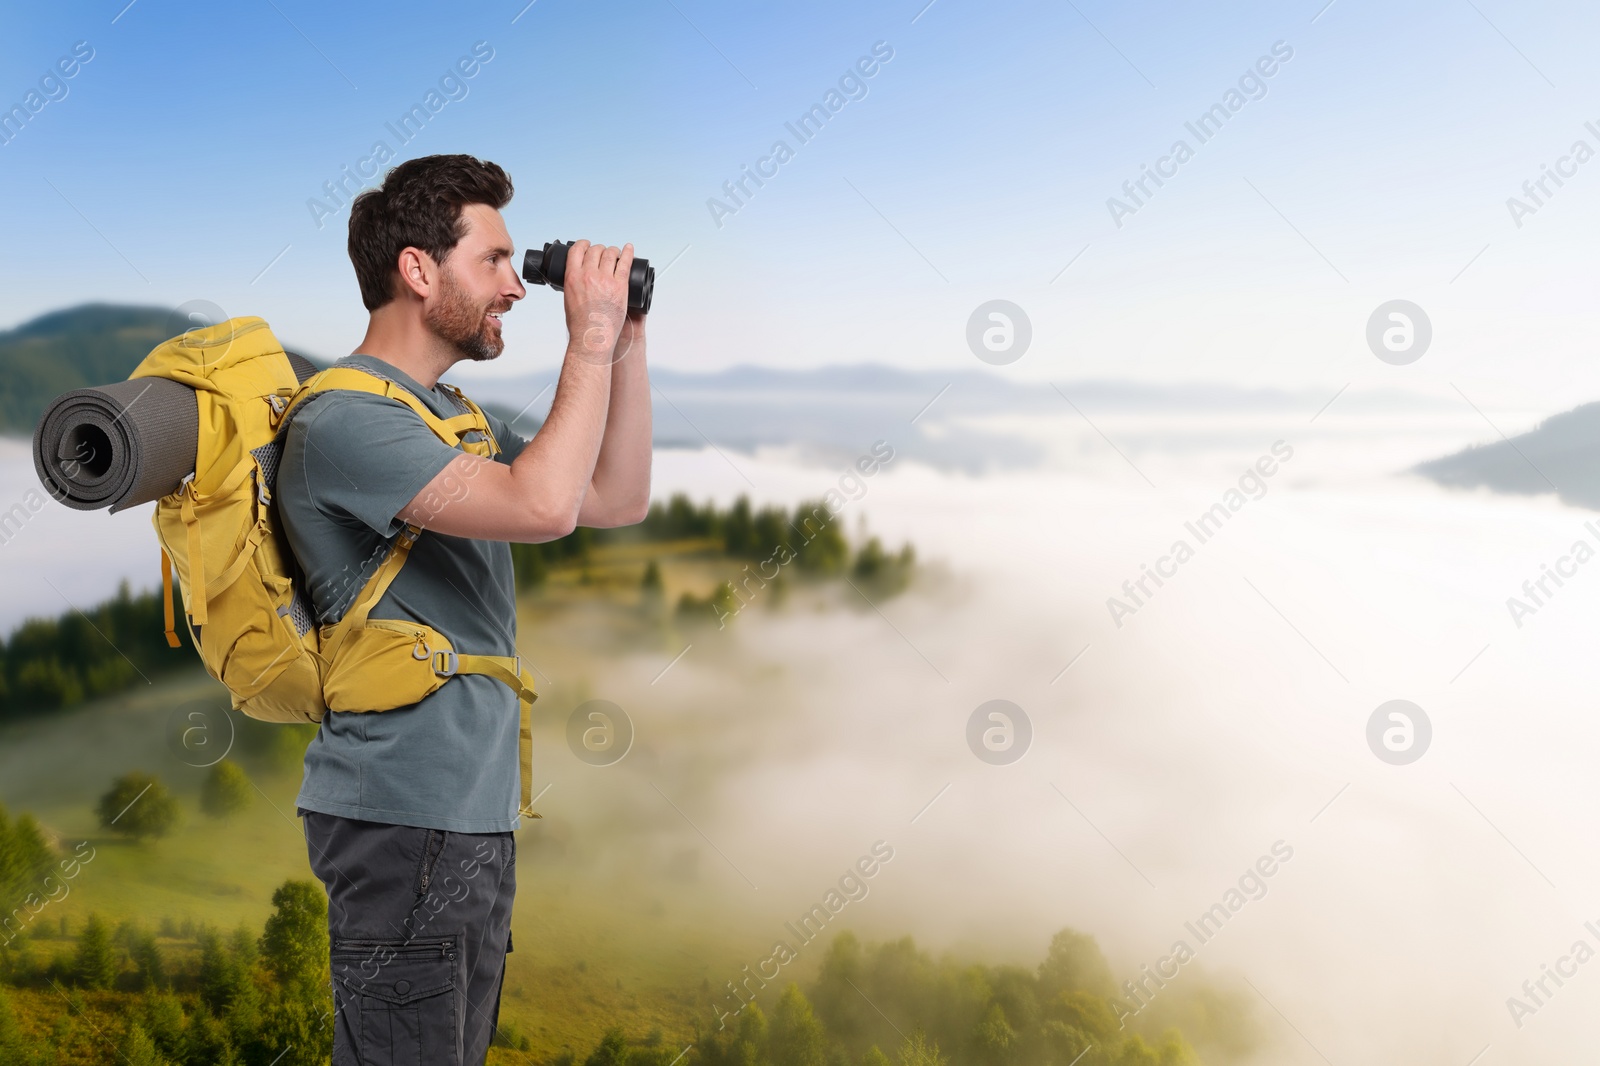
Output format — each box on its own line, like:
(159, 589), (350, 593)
(423, 202), (525, 362)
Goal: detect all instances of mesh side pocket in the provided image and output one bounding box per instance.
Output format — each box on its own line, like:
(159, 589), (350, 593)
(251, 438), (282, 492)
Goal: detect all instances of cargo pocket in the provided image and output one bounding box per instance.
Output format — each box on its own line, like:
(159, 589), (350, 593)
(414, 827), (447, 896)
(331, 935), (460, 1066)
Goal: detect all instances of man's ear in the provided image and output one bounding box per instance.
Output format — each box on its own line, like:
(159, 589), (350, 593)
(396, 246), (436, 300)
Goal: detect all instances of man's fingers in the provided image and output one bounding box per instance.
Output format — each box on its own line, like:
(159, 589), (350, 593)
(567, 240), (634, 309)
(565, 240), (591, 292)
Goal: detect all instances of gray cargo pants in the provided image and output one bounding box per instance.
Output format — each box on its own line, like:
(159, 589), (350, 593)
(299, 808), (516, 1066)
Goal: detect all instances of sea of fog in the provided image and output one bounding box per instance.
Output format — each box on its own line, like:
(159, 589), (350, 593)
(4, 401), (1600, 1064)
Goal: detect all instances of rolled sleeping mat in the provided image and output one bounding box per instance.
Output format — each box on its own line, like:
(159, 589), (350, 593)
(33, 351), (320, 514)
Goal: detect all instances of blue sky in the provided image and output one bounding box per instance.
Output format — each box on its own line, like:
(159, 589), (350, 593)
(2, 0), (1597, 407)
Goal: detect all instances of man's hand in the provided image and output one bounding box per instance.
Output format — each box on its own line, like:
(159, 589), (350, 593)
(562, 239), (633, 365)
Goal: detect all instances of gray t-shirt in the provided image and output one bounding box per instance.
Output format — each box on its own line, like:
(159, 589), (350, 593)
(277, 353), (530, 833)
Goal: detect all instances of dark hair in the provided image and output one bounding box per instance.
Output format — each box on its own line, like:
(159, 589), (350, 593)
(347, 154), (514, 312)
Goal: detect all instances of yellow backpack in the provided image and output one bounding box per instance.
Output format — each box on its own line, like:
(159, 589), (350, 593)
(133, 316), (541, 818)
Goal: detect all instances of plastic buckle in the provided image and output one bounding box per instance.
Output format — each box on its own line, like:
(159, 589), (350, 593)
(431, 650), (458, 677)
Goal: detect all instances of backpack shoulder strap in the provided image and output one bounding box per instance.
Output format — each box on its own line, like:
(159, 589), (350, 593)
(319, 520), (425, 662)
(438, 381), (502, 458)
(279, 367), (495, 457)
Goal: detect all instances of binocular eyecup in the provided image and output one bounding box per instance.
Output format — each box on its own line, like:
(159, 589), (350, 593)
(522, 240), (654, 314)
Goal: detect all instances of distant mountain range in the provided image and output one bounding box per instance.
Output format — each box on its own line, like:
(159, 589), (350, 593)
(1414, 402), (1600, 510)
(4, 303), (1461, 475)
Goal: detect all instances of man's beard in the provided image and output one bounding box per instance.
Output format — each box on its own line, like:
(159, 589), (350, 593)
(425, 265), (503, 362)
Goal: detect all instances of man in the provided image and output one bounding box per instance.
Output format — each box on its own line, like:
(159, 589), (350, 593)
(277, 153), (651, 1065)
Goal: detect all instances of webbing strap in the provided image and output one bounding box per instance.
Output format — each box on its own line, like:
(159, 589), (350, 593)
(321, 523), (423, 663)
(160, 547), (180, 648)
(439, 653), (541, 819)
(174, 453), (257, 628)
(205, 522), (267, 600)
(179, 482), (207, 626)
(439, 382), (502, 457)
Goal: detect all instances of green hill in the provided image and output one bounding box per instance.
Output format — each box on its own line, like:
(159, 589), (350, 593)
(0, 303), (540, 438)
(0, 305), (178, 436)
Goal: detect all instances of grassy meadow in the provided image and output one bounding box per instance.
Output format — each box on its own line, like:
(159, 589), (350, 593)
(0, 517), (1247, 1066)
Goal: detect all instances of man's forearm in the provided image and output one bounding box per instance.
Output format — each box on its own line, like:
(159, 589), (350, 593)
(582, 329), (652, 525)
(511, 345), (613, 532)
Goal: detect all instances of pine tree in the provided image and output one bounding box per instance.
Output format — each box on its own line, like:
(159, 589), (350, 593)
(72, 913), (117, 989)
(229, 921), (259, 972)
(894, 1032), (946, 1066)
(131, 931), (166, 990)
(139, 991), (187, 1061)
(0, 807), (56, 904)
(118, 1022), (167, 1066)
(770, 984), (828, 1066)
(181, 1011), (235, 1066)
(197, 927), (243, 1014)
(585, 1027), (631, 1066)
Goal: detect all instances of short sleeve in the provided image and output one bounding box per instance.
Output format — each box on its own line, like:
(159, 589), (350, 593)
(286, 393), (463, 538)
(481, 407), (530, 466)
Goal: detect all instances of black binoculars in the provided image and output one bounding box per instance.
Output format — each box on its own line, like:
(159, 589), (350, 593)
(523, 240), (654, 314)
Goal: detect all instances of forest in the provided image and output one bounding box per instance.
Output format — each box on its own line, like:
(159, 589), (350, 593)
(0, 491), (914, 722)
(0, 819), (1237, 1066)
